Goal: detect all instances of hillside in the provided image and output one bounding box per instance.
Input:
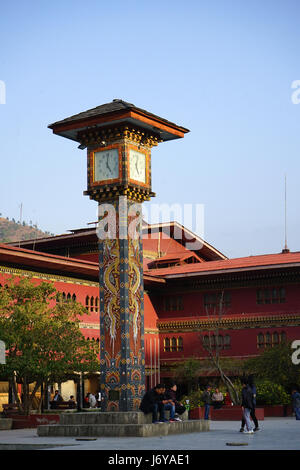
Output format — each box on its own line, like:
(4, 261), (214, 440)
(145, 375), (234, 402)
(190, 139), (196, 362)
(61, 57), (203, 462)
(0, 217), (55, 243)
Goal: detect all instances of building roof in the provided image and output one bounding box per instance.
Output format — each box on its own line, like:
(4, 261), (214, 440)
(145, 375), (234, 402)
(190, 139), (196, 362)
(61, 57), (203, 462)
(147, 251), (203, 269)
(145, 251), (300, 278)
(142, 221), (227, 261)
(8, 221), (227, 263)
(0, 243), (164, 285)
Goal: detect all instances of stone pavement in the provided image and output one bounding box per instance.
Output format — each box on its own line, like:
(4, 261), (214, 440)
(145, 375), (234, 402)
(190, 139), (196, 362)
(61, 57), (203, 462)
(0, 417), (299, 451)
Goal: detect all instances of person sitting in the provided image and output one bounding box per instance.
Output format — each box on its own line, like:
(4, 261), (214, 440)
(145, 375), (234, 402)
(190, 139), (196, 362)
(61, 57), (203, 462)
(50, 390), (63, 409)
(211, 388), (224, 409)
(165, 382), (186, 421)
(140, 383), (174, 423)
(68, 395), (76, 409)
(84, 393), (90, 408)
(88, 392), (97, 408)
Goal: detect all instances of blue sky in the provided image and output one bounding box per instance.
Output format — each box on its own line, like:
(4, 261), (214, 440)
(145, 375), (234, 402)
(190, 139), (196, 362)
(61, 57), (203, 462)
(0, 0), (300, 258)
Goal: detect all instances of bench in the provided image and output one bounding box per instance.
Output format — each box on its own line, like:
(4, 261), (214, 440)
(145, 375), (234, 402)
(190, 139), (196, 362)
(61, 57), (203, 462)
(50, 401), (76, 410)
(2, 404), (19, 416)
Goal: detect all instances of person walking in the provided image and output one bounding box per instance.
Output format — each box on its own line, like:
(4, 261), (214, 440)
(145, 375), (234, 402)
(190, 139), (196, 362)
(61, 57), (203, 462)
(202, 385), (212, 420)
(291, 388), (300, 420)
(240, 377), (260, 432)
(241, 380), (254, 434)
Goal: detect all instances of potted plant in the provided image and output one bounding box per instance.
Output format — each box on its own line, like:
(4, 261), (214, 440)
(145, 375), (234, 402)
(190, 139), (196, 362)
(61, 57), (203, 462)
(181, 389), (205, 419)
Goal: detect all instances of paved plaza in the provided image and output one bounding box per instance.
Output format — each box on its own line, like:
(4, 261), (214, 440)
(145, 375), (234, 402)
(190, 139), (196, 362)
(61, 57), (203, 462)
(0, 417), (299, 451)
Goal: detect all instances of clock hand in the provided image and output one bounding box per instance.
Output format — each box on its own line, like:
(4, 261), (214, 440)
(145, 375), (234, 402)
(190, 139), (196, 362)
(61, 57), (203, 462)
(106, 154), (111, 172)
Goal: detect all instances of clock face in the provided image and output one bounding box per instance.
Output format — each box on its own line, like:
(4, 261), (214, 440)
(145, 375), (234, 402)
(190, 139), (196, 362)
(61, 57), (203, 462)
(94, 149), (119, 182)
(129, 149), (146, 183)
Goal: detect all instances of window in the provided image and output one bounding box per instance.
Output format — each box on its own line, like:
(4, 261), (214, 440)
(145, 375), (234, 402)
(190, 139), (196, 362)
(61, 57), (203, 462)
(204, 291), (231, 310)
(163, 338), (170, 352)
(280, 331), (287, 343)
(56, 292), (77, 303)
(163, 296), (183, 311)
(257, 287), (286, 305)
(203, 335), (210, 349)
(171, 337), (177, 352)
(202, 334), (231, 350)
(257, 333), (264, 349)
(163, 336), (184, 352)
(217, 335), (223, 349)
(224, 335), (231, 350)
(272, 332), (279, 346)
(265, 332), (271, 347)
(177, 337), (183, 352)
(85, 295), (99, 313)
(279, 288), (286, 303)
(257, 330), (287, 349)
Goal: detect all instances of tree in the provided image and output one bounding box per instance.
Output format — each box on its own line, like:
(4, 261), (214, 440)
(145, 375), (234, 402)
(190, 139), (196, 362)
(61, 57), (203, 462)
(174, 358), (203, 394)
(242, 342), (300, 391)
(201, 292), (240, 404)
(0, 277), (100, 414)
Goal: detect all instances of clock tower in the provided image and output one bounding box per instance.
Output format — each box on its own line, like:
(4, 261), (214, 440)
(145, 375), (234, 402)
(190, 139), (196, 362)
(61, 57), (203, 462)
(48, 99), (189, 411)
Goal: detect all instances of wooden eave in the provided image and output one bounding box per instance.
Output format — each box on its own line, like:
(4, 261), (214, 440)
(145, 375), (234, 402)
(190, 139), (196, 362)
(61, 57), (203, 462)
(0, 243), (99, 280)
(0, 243), (165, 286)
(48, 104), (189, 143)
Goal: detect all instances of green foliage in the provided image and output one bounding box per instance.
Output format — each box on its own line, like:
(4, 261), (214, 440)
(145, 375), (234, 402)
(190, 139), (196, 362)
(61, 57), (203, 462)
(181, 382), (241, 410)
(174, 358), (202, 393)
(181, 389), (205, 410)
(243, 343), (300, 390)
(255, 379), (290, 406)
(0, 277), (100, 414)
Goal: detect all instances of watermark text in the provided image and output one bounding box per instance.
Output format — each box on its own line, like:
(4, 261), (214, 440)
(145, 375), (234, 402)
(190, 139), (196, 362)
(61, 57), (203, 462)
(0, 81), (6, 104)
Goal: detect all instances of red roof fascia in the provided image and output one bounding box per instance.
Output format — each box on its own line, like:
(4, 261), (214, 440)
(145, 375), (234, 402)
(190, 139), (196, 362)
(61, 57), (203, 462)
(0, 243), (165, 285)
(145, 251), (300, 277)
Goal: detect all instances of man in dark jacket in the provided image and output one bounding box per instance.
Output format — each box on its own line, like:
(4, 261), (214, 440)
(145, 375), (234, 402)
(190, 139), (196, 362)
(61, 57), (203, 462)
(202, 386), (212, 420)
(241, 380), (254, 433)
(240, 376), (259, 432)
(165, 383), (186, 421)
(291, 388), (300, 420)
(140, 384), (168, 423)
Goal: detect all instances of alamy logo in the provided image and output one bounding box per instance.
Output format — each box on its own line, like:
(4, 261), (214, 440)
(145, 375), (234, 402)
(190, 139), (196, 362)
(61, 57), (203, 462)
(291, 80), (300, 104)
(291, 340), (300, 365)
(0, 80), (6, 104)
(0, 340), (5, 364)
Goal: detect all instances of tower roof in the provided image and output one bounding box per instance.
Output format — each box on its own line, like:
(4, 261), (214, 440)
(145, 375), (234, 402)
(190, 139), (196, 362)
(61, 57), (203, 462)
(48, 99), (190, 143)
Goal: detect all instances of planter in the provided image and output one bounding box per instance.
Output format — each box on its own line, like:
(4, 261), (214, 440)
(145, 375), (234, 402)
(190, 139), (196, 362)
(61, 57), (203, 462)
(189, 407), (204, 419)
(263, 405), (293, 417)
(210, 405), (264, 421)
(4, 413), (61, 429)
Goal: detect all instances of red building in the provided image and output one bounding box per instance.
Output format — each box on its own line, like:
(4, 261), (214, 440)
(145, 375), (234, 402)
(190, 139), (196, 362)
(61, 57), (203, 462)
(1, 220), (300, 405)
